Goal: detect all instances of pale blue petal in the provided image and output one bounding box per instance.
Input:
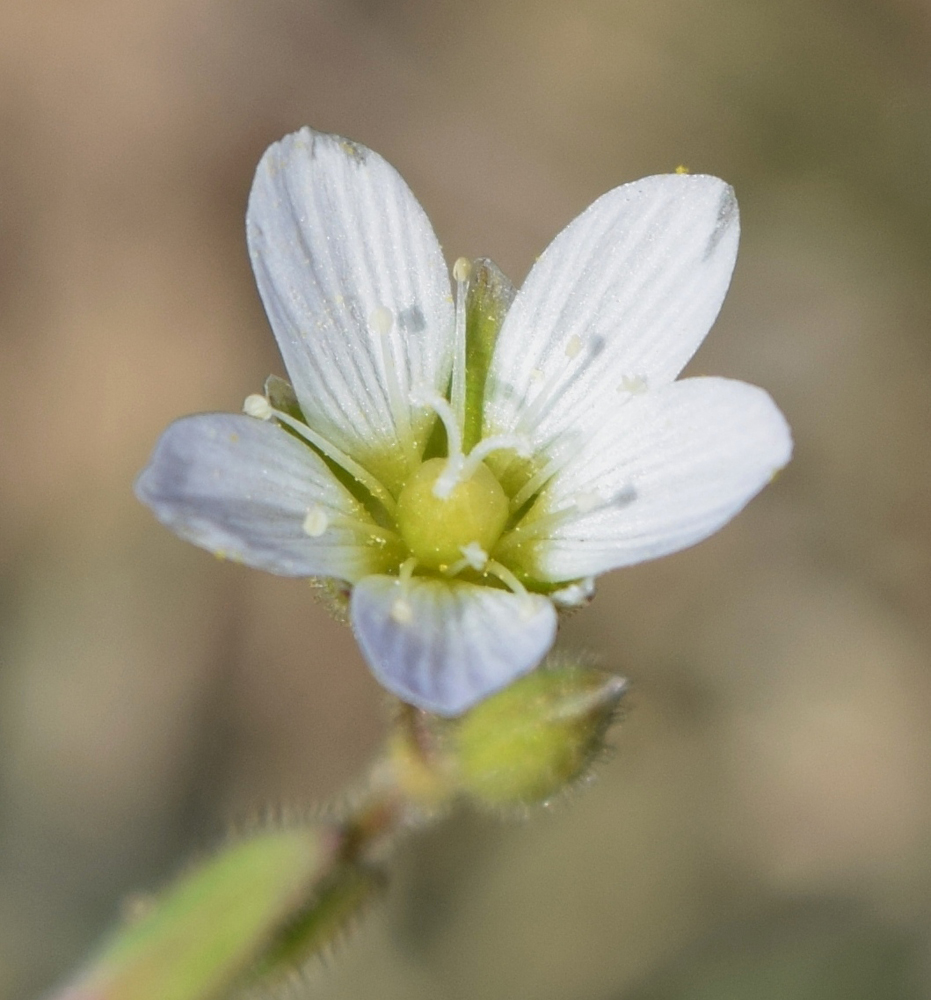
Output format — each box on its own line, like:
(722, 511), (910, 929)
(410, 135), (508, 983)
(350, 576), (557, 715)
(502, 377), (792, 581)
(247, 128), (454, 489)
(135, 414), (390, 582)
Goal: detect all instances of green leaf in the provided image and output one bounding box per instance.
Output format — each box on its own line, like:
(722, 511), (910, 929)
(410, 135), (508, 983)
(52, 828), (334, 1000)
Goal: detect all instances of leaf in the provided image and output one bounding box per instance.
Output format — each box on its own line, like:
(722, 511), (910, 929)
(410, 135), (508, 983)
(51, 828), (335, 1000)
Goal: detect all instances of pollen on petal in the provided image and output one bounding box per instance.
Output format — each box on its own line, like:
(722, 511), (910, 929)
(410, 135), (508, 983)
(573, 490), (603, 514)
(302, 506), (329, 537)
(619, 374), (649, 395)
(243, 394), (273, 420)
(565, 335), (583, 359)
(391, 597), (414, 624)
(369, 306), (394, 336)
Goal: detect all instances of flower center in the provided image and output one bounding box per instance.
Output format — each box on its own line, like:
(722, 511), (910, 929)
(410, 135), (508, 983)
(396, 457), (509, 571)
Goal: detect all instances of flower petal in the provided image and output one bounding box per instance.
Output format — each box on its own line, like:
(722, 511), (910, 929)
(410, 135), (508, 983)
(247, 128), (455, 492)
(498, 377), (792, 581)
(135, 414), (397, 582)
(483, 174), (739, 462)
(350, 576), (557, 715)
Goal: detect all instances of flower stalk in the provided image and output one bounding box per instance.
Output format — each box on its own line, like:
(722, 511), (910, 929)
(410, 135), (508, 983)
(47, 659), (627, 1000)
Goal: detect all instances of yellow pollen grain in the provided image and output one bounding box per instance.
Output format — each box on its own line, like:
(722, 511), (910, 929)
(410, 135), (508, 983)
(302, 506), (329, 537)
(565, 335), (583, 359)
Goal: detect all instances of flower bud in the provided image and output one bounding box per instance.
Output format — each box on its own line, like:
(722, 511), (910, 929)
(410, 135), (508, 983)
(448, 661), (627, 808)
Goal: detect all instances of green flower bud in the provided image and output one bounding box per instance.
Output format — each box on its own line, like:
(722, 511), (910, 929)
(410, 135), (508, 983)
(447, 661), (627, 808)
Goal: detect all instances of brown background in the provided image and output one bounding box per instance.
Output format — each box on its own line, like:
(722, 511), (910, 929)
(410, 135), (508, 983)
(2, 1), (931, 997)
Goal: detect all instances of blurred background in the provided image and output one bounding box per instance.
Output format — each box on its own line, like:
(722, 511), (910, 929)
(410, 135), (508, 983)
(3, 1), (931, 997)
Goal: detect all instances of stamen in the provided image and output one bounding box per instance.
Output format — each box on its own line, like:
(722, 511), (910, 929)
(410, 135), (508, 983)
(370, 306), (415, 462)
(268, 406), (398, 518)
(450, 257), (472, 433)
(500, 503), (578, 541)
(390, 557), (418, 624)
(243, 394), (273, 420)
(485, 559), (527, 597)
(452, 257), (473, 283)
(485, 559), (538, 619)
(398, 557), (418, 584)
(444, 540), (489, 578)
(512, 333), (593, 441)
(302, 506), (329, 537)
(508, 453), (565, 512)
(460, 433), (533, 481)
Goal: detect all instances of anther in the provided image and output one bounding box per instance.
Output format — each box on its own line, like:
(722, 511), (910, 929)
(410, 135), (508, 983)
(453, 257), (472, 283)
(243, 394), (273, 420)
(302, 506), (329, 537)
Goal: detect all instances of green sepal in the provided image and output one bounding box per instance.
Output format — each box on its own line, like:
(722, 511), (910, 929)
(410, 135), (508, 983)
(264, 375), (303, 422)
(51, 828), (334, 1000)
(463, 257), (515, 453)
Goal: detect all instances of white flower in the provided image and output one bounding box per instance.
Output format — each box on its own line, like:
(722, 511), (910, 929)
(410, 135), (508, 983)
(136, 128), (792, 716)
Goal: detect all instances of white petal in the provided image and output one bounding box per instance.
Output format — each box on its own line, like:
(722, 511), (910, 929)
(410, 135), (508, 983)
(135, 414), (395, 582)
(483, 174), (739, 460)
(247, 128), (454, 490)
(500, 377), (792, 581)
(350, 576), (557, 715)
